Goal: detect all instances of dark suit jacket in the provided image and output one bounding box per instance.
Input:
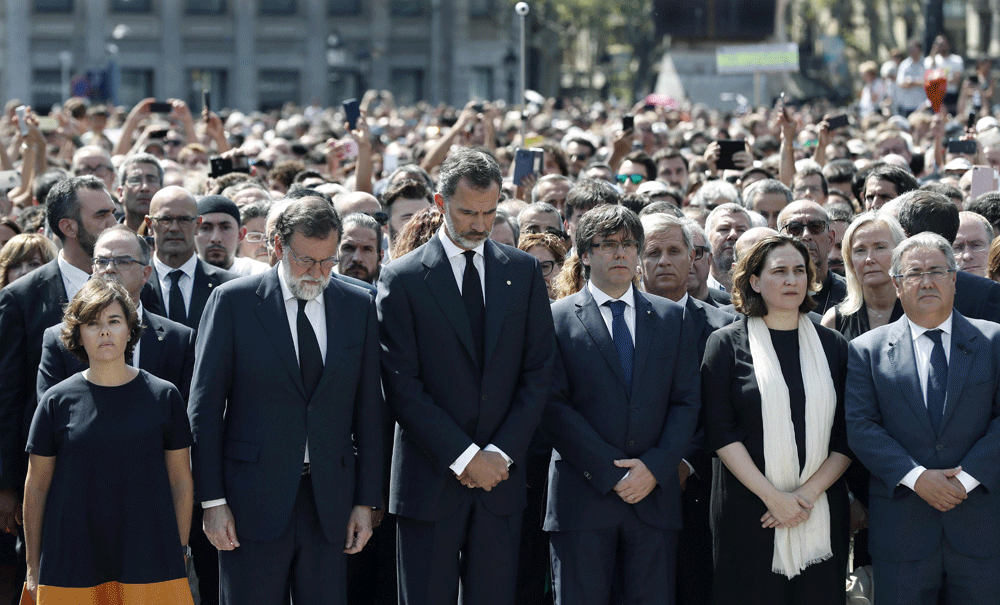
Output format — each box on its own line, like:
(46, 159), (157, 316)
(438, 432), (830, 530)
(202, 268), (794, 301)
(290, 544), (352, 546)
(37, 309), (195, 403)
(542, 287), (701, 532)
(188, 267), (383, 543)
(140, 257), (237, 329)
(954, 270), (1000, 324)
(376, 237), (555, 522)
(846, 311), (1000, 561)
(705, 288), (731, 307)
(0, 261), (67, 490)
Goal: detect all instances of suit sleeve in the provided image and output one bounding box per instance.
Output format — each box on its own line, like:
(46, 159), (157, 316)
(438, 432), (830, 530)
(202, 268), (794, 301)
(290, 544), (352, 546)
(0, 288), (27, 490)
(187, 287), (236, 503)
(36, 328), (68, 409)
(352, 296), (384, 508)
(956, 338), (1000, 493)
(640, 308), (702, 485)
(845, 340), (923, 494)
(483, 261), (555, 468)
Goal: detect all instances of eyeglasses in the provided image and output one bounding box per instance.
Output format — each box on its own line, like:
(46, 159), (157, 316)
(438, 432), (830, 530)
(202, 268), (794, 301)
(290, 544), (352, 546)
(591, 239), (639, 253)
(245, 231), (266, 244)
(692, 245), (709, 261)
(93, 256), (142, 270)
(126, 175), (161, 187)
(781, 220), (828, 237)
(538, 260), (561, 276)
(150, 215), (197, 227)
(366, 211), (389, 226)
(892, 268), (956, 284)
(75, 164), (113, 175)
(616, 174), (645, 185)
(953, 241), (989, 254)
(286, 244), (338, 271)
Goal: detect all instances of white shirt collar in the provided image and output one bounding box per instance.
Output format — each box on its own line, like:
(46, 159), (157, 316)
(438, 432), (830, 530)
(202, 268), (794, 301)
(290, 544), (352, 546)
(277, 261), (323, 303)
(677, 292), (690, 308)
(57, 252), (91, 289)
(906, 312), (954, 343)
(588, 281), (635, 309)
(153, 252), (198, 279)
(438, 227), (485, 260)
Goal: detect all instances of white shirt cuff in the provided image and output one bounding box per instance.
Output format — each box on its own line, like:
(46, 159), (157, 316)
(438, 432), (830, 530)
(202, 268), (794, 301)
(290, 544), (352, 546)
(957, 471), (980, 493)
(900, 466), (928, 490)
(450, 444), (480, 475)
(682, 458), (696, 479)
(485, 444), (513, 468)
(202, 498), (227, 509)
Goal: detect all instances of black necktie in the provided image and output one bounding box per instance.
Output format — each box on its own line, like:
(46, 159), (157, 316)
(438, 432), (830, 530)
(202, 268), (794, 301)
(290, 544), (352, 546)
(925, 329), (947, 432)
(168, 270), (186, 325)
(605, 300), (634, 386)
(462, 250), (485, 366)
(297, 299), (324, 399)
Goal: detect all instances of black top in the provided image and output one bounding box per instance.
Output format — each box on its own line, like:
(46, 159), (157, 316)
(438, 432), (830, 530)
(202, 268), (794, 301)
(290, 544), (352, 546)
(833, 299), (905, 342)
(27, 371), (192, 587)
(811, 271), (848, 316)
(770, 329), (807, 471)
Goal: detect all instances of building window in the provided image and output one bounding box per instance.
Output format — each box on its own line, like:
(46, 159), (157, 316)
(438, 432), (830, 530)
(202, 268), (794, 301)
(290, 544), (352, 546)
(119, 69), (155, 108)
(259, 69), (300, 112)
(390, 0), (425, 17)
(110, 0), (151, 12)
(329, 0), (361, 15)
(34, 0), (73, 12)
(390, 69), (423, 106)
(260, 0), (295, 15)
(185, 0), (225, 15)
(469, 0), (492, 18)
(32, 69), (63, 113)
(188, 69), (227, 112)
(470, 67), (493, 101)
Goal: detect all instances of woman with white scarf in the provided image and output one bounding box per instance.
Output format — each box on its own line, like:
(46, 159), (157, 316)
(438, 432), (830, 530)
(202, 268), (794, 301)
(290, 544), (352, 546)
(701, 234), (852, 604)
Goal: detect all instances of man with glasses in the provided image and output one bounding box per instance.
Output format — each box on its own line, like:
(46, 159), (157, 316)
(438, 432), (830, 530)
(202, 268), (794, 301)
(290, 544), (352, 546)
(117, 153), (164, 232)
(71, 146), (116, 191)
(195, 195), (269, 277)
(791, 166), (829, 205)
(239, 200), (272, 265)
(953, 211), (993, 278)
(564, 138), (596, 178)
(686, 223), (729, 307)
(777, 200), (847, 314)
(190, 196), (383, 605)
(616, 151), (657, 195)
(140, 186), (236, 330)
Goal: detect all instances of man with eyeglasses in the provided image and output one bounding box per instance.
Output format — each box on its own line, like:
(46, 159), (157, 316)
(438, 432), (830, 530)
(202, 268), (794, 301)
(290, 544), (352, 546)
(953, 211), (993, 278)
(791, 166), (829, 206)
(140, 186), (237, 330)
(117, 153), (164, 232)
(777, 200), (847, 314)
(545, 204), (700, 605)
(195, 195), (269, 277)
(239, 200), (272, 265)
(846, 231), (1000, 605)
(616, 151), (657, 195)
(71, 146), (116, 191)
(190, 195), (383, 605)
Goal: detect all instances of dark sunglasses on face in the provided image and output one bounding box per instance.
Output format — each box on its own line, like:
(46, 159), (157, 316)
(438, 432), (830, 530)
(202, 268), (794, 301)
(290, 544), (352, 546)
(781, 220), (828, 237)
(616, 174), (645, 185)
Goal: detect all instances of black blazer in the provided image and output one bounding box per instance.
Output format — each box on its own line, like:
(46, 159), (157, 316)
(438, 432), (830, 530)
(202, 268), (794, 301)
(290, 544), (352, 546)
(188, 266), (383, 543)
(0, 261), (67, 490)
(140, 257), (237, 329)
(705, 288), (731, 307)
(954, 270), (1000, 324)
(37, 309), (195, 403)
(377, 237), (555, 522)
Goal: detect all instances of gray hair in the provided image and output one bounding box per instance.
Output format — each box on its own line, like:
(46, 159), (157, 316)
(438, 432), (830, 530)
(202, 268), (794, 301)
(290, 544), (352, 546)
(519, 201), (561, 221)
(743, 178), (793, 209)
(275, 196), (342, 247)
(839, 212), (906, 315)
(688, 221), (708, 245)
(640, 213), (693, 252)
(959, 210), (994, 243)
(116, 152), (164, 188)
(705, 202), (752, 235)
(531, 174), (572, 203)
(889, 232), (957, 279)
(437, 148), (502, 202)
(690, 179), (742, 209)
(96, 224), (152, 265)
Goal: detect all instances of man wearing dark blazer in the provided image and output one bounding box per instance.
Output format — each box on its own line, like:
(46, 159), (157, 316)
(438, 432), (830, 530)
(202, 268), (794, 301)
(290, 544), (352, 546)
(0, 177), (117, 562)
(638, 212), (733, 605)
(36, 225), (195, 402)
(544, 205), (701, 605)
(847, 233), (1000, 604)
(189, 196), (383, 605)
(377, 148), (554, 605)
(139, 186), (237, 329)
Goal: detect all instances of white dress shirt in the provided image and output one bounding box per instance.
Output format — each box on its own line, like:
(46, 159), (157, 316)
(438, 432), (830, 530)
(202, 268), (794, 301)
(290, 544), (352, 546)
(131, 303), (144, 368)
(153, 253), (198, 316)
(706, 273), (726, 293)
(57, 253), (91, 301)
(437, 229), (512, 475)
(229, 255), (270, 277)
(589, 281), (636, 345)
(899, 314), (980, 493)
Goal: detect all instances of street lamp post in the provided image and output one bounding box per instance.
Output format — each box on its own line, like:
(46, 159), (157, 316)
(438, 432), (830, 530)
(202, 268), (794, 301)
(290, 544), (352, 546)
(515, 2), (529, 144)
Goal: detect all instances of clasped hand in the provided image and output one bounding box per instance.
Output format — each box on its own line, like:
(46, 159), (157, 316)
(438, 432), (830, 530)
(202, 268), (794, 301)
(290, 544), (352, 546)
(762, 490), (814, 529)
(914, 467), (967, 512)
(456, 451), (509, 491)
(614, 459), (657, 504)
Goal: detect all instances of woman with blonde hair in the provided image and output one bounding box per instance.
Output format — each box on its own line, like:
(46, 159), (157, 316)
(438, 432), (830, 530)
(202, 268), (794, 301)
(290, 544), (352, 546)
(0, 233), (57, 289)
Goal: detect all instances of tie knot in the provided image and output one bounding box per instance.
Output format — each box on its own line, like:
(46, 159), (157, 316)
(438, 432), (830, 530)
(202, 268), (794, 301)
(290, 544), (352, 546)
(168, 269), (184, 285)
(605, 300), (627, 318)
(463, 250), (477, 264)
(925, 328), (943, 345)
(297, 298), (308, 313)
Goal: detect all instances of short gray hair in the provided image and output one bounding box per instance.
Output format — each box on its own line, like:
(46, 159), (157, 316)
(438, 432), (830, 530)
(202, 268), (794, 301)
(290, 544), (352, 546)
(959, 210), (994, 243)
(705, 203), (752, 235)
(117, 152), (164, 188)
(691, 180), (742, 209)
(640, 213), (693, 252)
(743, 178), (792, 209)
(890, 232), (957, 279)
(437, 148), (502, 202)
(531, 174), (572, 203)
(96, 224), (151, 265)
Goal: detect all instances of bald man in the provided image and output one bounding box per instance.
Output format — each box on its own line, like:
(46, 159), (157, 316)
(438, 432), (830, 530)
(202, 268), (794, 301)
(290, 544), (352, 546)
(335, 191), (382, 220)
(777, 200), (847, 314)
(733, 227), (779, 263)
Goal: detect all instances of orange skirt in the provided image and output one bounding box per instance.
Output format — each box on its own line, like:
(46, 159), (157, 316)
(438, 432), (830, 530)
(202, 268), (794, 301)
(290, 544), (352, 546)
(20, 578), (193, 605)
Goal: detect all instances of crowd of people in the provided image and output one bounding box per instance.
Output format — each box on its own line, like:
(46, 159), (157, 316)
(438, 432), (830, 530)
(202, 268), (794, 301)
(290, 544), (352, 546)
(0, 37), (999, 603)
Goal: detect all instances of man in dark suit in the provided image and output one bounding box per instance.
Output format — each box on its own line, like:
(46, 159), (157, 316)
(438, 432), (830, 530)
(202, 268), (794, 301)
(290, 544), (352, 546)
(544, 205), (701, 605)
(0, 176), (117, 558)
(377, 148), (554, 605)
(686, 222), (731, 307)
(847, 232), (1000, 605)
(896, 189), (1000, 324)
(777, 200), (847, 314)
(140, 186), (237, 329)
(189, 196), (383, 605)
(638, 212), (733, 605)
(36, 224), (195, 402)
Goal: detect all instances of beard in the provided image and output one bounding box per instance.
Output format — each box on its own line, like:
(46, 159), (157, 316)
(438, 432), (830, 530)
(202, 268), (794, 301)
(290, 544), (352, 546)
(78, 224), (100, 258)
(443, 212), (490, 249)
(280, 258), (331, 300)
(342, 262), (379, 284)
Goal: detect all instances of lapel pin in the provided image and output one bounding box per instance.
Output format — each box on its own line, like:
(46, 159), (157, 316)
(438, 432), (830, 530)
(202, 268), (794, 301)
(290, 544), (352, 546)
(157, 336), (163, 341)
(506, 280), (511, 285)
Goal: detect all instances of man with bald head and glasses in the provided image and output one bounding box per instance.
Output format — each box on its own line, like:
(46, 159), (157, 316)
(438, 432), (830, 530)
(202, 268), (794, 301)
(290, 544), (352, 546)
(777, 200), (847, 315)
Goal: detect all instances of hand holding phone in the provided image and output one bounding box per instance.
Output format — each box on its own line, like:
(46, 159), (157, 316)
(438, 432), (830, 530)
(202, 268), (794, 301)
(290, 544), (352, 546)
(343, 98), (360, 131)
(513, 148), (544, 186)
(15, 106), (27, 136)
(622, 115), (634, 132)
(149, 101), (173, 114)
(715, 140), (745, 170)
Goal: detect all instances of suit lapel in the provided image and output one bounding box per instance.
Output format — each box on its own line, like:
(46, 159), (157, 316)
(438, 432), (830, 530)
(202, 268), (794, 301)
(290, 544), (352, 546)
(309, 279), (349, 402)
(190, 260), (219, 326)
(941, 312), (976, 433)
(422, 238), (479, 365)
(630, 291), (653, 400)
(575, 288), (628, 388)
(137, 310), (164, 373)
(483, 240), (510, 365)
(255, 269), (306, 398)
(146, 265), (165, 310)
(886, 318), (936, 436)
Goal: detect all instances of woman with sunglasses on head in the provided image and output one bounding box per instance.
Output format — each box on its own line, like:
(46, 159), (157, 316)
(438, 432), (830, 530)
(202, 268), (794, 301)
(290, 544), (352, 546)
(22, 279), (194, 604)
(701, 234), (851, 605)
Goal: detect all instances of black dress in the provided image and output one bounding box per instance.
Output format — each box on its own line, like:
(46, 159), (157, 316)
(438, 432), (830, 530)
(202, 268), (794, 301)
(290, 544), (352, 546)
(25, 371), (194, 603)
(701, 318), (850, 605)
(833, 300), (904, 342)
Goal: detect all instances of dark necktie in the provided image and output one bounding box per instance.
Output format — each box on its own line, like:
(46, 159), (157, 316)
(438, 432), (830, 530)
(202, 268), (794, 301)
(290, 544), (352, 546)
(605, 300), (633, 386)
(297, 299), (324, 399)
(925, 329), (948, 432)
(168, 270), (187, 325)
(462, 250), (485, 366)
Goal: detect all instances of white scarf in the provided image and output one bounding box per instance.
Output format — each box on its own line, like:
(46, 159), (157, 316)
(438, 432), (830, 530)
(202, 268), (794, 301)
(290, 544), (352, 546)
(748, 315), (836, 579)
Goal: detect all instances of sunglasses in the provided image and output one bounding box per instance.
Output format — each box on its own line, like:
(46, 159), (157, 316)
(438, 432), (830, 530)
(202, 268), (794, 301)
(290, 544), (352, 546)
(781, 220), (828, 237)
(616, 174), (645, 185)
